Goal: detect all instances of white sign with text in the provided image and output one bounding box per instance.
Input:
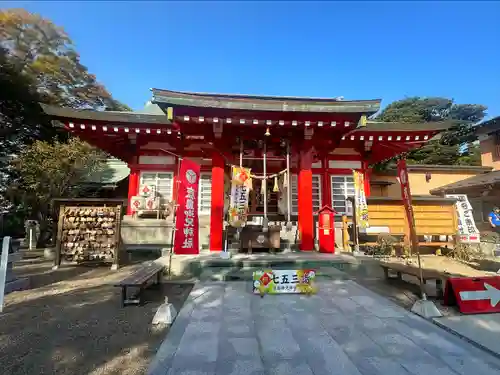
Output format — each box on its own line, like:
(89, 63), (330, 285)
(445, 194), (480, 243)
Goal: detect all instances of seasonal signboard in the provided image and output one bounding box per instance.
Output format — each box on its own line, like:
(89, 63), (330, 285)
(228, 166), (252, 227)
(174, 159), (201, 254)
(252, 269), (317, 294)
(353, 170), (369, 228)
(445, 194), (480, 243)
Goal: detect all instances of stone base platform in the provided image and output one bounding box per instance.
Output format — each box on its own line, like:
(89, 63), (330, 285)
(156, 251), (359, 281)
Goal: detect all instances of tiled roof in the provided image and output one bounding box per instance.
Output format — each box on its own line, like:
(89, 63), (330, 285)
(151, 88), (382, 114)
(430, 170), (500, 194)
(40, 104), (172, 125)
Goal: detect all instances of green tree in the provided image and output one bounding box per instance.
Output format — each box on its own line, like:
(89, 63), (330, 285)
(376, 97), (486, 166)
(0, 8), (130, 111)
(0, 46), (63, 212)
(0, 47), (62, 153)
(8, 138), (104, 245)
(0, 9), (130, 241)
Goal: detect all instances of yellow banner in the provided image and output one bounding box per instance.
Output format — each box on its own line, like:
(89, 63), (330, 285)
(353, 170), (369, 228)
(228, 166), (252, 227)
(253, 269), (317, 295)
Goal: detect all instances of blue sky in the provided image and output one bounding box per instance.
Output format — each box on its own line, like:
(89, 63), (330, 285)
(5, 1), (500, 118)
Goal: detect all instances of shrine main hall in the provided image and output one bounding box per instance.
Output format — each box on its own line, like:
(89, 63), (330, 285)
(42, 89), (451, 253)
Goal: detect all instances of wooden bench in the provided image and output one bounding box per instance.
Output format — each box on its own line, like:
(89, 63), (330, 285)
(114, 263), (164, 306)
(380, 261), (446, 299)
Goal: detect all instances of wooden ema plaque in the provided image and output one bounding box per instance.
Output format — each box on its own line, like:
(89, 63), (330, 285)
(54, 204), (123, 270)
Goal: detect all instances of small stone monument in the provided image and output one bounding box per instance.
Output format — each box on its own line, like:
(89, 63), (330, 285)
(24, 220), (39, 250)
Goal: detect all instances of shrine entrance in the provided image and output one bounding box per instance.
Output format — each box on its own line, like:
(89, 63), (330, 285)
(226, 136), (292, 254)
(232, 138), (288, 218)
(250, 178), (280, 215)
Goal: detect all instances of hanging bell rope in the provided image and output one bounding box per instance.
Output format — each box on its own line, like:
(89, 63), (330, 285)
(210, 149), (289, 180)
(273, 176), (279, 193)
(249, 168), (287, 180)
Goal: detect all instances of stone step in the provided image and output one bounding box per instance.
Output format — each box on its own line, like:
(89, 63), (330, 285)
(198, 266), (350, 282)
(197, 258), (357, 273)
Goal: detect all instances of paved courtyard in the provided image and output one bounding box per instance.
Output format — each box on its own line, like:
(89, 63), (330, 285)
(148, 280), (500, 375)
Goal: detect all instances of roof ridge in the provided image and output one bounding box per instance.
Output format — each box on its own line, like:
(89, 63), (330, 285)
(151, 88), (382, 103)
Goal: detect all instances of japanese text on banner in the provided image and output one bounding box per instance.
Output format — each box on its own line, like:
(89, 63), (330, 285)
(353, 170), (369, 228)
(174, 159), (201, 254)
(252, 269), (317, 294)
(445, 194), (480, 243)
(228, 166), (252, 228)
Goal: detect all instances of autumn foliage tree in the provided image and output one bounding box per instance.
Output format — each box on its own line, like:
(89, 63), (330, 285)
(0, 46), (62, 214)
(0, 8), (129, 241)
(0, 8), (130, 110)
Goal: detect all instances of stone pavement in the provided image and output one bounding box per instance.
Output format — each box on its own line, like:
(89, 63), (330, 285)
(148, 280), (500, 375)
(434, 314), (500, 357)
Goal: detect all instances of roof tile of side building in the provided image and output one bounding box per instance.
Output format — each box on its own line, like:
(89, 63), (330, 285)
(430, 169), (500, 195)
(151, 88), (382, 114)
(377, 164), (491, 176)
(475, 116), (500, 136)
(40, 103), (172, 125)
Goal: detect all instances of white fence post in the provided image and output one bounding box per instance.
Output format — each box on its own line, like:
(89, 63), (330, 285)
(0, 236), (11, 313)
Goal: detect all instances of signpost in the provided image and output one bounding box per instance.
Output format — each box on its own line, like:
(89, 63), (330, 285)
(444, 276), (500, 314)
(397, 159), (442, 318)
(0, 236), (10, 312)
(1, 237), (29, 312)
(397, 160), (421, 277)
(459, 283), (500, 307)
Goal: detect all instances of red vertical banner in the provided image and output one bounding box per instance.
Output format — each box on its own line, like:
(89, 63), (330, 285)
(362, 161), (371, 198)
(397, 159), (418, 243)
(174, 159), (201, 255)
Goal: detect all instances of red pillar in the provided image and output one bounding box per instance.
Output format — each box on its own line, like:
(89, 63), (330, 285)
(127, 168), (139, 215)
(298, 145), (314, 251)
(209, 151), (225, 251)
(321, 156), (331, 207)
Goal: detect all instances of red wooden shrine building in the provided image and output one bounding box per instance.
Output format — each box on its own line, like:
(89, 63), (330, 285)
(42, 89), (450, 252)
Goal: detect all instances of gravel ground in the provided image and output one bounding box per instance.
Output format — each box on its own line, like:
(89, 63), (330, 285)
(347, 254), (500, 317)
(0, 256), (193, 375)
